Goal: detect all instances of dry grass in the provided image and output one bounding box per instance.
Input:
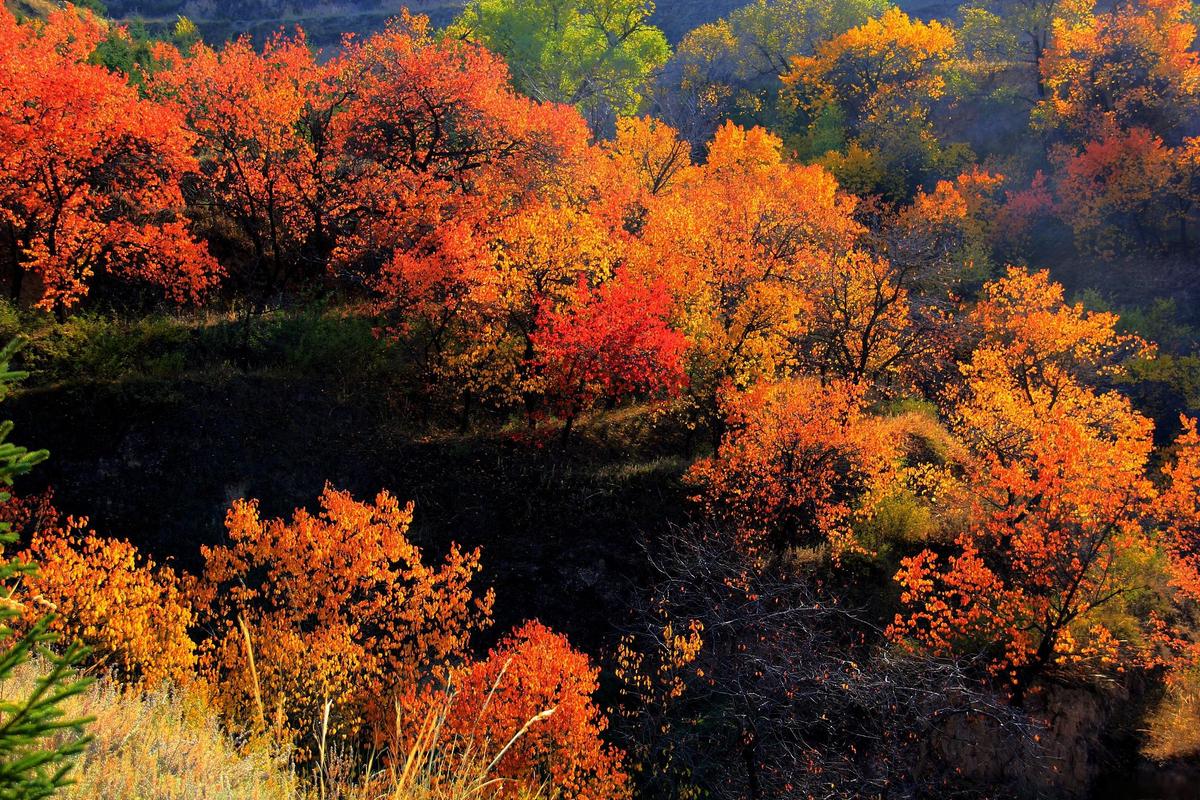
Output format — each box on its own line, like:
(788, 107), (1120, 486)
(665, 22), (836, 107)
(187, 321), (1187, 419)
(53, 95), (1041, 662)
(0, 661), (552, 800)
(1145, 672), (1200, 762)
(318, 668), (551, 800)
(0, 662), (300, 800)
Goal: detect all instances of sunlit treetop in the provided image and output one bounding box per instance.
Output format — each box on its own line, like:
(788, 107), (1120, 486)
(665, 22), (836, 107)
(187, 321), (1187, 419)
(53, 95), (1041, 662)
(1036, 0), (1200, 141)
(0, 5), (219, 309)
(784, 8), (957, 131)
(626, 122), (862, 404)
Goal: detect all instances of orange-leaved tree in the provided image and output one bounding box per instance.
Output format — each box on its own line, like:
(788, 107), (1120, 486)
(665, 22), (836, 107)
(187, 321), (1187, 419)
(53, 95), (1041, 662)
(628, 122), (861, 423)
(1031, 0), (1200, 253)
(192, 484), (493, 749)
(151, 29), (349, 306)
(0, 6), (219, 310)
(1036, 0), (1200, 144)
(331, 15), (592, 393)
(890, 267), (1160, 701)
(687, 377), (897, 557)
(1158, 417), (1200, 604)
(446, 620), (632, 800)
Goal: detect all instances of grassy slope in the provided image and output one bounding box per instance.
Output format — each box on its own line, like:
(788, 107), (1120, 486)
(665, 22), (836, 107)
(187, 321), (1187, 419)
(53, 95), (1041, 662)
(4, 0), (66, 18)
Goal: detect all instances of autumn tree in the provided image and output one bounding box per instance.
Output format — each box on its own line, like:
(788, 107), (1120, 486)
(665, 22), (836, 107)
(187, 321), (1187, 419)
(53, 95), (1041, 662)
(151, 30), (348, 308)
(0, 6), (219, 310)
(192, 485), (493, 750)
(330, 15), (593, 410)
(1035, 0), (1200, 144)
(687, 377), (897, 556)
(951, 266), (1151, 458)
(660, 0), (890, 143)
(450, 0), (670, 129)
(1051, 126), (1194, 254)
(1158, 417), (1200, 604)
(782, 8), (959, 198)
(12, 495), (195, 687)
(959, 0), (1090, 98)
(891, 267), (1161, 701)
(531, 274), (687, 440)
(836, 169), (1009, 390)
(446, 620), (631, 800)
(1026, 0), (1200, 253)
(594, 116), (692, 237)
(627, 122), (861, 422)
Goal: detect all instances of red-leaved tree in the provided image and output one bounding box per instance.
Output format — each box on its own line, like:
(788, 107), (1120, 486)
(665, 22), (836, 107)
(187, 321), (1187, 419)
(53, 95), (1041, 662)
(532, 275), (687, 440)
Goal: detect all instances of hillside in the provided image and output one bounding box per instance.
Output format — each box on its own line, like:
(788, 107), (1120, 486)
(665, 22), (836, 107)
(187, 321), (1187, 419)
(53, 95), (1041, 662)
(4, 0), (1200, 798)
(92, 0), (757, 45)
(9, 0), (958, 47)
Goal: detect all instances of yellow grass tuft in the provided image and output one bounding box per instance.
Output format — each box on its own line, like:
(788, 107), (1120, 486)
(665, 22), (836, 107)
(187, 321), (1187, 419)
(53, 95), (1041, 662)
(0, 661), (299, 800)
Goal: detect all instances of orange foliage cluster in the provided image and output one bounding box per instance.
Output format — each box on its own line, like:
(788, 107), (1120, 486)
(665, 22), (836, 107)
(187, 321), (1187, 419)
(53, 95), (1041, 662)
(889, 268), (1162, 696)
(447, 621), (632, 800)
(1159, 418), (1200, 604)
(4, 482), (628, 798)
(688, 377), (897, 557)
(151, 29), (338, 299)
(4, 493), (194, 687)
(0, 7), (219, 309)
(1024, 0), (1200, 252)
(1037, 0), (1200, 140)
(626, 124), (859, 405)
(192, 485), (494, 744)
(785, 8), (956, 134)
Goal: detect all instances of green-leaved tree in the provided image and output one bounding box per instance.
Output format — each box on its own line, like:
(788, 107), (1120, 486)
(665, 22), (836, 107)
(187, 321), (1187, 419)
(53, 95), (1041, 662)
(450, 0), (670, 129)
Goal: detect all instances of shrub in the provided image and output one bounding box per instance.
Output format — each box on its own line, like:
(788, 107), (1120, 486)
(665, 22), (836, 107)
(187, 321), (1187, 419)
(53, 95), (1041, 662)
(446, 621), (631, 800)
(12, 494), (195, 688)
(687, 378), (897, 557)
(192, 485), (494, 752)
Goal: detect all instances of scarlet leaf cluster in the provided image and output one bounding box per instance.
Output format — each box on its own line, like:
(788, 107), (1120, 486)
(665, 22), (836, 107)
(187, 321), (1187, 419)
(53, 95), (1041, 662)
(532, 276), (688, 432)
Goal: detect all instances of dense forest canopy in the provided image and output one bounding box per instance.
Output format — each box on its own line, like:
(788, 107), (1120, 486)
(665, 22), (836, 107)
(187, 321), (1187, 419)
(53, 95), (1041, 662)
(2, 1), (1200, 799)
